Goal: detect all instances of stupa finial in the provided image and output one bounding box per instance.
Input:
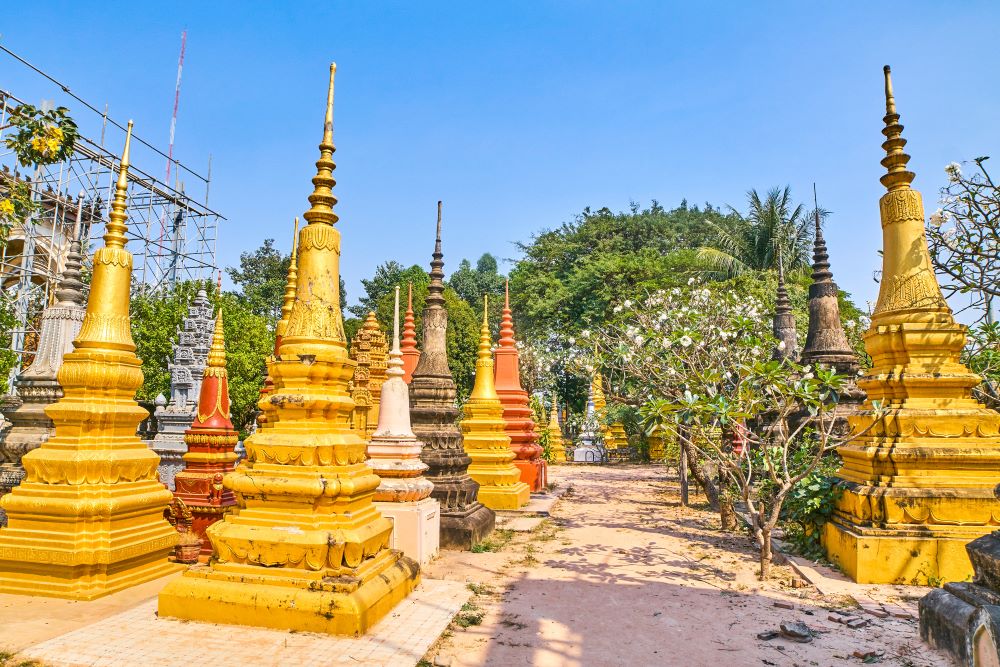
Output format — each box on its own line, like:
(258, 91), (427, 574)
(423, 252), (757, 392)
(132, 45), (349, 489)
(386, 285), (403, 378)
(776, 250), (791, 314)
(54, 194), (86, 307)
(206, 312), (227, 373)
(303, 63), (339, 226)
(276, 217), (299, 339)
(427, 202), (445, 307)
(470, 294), (498, 400)
(880, 65), (915, 192)
(400, 281), (420, 383)
(498, 279), (516, 348)
(104, 121), (133, 250)
(811, 184), (832, 284)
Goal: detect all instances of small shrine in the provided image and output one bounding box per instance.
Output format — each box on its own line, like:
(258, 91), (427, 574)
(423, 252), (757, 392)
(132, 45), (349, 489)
(171, 313), (239, 556)
(494, 282), (547, 491)
(150, 286), (215, 489)
(545, 396), (567, 462)
(573, 377), (602, 463)
(350, 311), (388, 438)
(368, 286), (439, 564)
(460, 296), (530, 510)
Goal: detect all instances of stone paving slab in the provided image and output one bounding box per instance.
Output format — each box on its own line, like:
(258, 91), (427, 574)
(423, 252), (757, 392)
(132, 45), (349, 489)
(19, 579), (469, 667)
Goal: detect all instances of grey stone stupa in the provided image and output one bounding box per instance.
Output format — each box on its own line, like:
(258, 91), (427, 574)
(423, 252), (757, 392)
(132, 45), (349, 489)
(0, 199), (88, 524)
(409, 201), (494, 550)
(772, 253), (798, 361)
(149, 287), (214, 489)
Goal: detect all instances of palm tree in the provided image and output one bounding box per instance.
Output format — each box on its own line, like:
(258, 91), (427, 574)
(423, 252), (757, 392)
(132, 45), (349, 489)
(696, 186), (818, 279)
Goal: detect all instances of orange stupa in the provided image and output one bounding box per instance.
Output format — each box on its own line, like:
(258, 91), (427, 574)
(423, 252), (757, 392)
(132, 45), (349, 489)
(400, 282), (420, 384)
(172, 312), (239, 555)
(493, 281), (547, 492)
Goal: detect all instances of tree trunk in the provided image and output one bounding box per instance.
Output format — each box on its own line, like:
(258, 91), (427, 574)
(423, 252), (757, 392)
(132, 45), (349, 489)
(720, 498), (737, 531)
(759, 528), (772, 580)
(679, 443), (689, 506)
(678, 430), (720, 510)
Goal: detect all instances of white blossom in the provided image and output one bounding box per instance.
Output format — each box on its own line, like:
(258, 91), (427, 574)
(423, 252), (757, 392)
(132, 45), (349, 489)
(679, 335), (693, 348)
(945, 162), (962, 182)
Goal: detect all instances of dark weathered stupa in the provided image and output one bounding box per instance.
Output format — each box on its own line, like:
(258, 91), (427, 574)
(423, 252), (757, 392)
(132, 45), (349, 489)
(409, 202), (495, 550)
(801, 199), (865, 409)
(771, 254), (798, 361)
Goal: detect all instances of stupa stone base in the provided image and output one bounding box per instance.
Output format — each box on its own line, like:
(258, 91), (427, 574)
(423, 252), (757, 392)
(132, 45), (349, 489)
(0, 478), (180, 600)
(514, 459), (547, 492)
(573, 445), (601, 463)
(375, 498), (440, 566)
(825, 483), (1000, 584)
(475, 477), (530, 511)
(158, 554), (419, 636)
(440, 502), (495, 551)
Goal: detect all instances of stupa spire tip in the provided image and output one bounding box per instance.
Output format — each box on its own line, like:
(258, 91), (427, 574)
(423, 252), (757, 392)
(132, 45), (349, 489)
(879, 64), (915, 191)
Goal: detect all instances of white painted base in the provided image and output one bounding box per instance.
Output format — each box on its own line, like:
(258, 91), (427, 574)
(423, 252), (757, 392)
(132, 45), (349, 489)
(573, 444), (601, 463)
(375, 497), (441, 566)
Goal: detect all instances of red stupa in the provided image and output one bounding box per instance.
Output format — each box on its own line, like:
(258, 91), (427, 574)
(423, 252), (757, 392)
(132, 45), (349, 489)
(494, 281), (547, 491)
(172, 312), (239, 555)
(400, 282), (420, 384)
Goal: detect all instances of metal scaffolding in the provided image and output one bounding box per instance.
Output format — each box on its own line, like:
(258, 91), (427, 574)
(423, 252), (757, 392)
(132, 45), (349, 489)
(0, 47), (224, 380)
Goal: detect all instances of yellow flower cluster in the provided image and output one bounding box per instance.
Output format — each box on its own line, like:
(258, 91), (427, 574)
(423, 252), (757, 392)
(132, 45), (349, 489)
(0, 199), (14, 217)
(29, 125), (64, 158)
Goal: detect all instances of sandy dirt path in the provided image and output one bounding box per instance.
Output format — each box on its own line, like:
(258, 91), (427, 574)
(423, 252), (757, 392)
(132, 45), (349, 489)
(423, 465), (951, 667)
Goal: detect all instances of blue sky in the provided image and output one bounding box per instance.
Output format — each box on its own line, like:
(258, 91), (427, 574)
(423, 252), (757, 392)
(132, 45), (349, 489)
(2, 1), (998, 313)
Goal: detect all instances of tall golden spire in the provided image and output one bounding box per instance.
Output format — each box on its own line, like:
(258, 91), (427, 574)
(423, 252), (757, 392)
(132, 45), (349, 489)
(76, 121), (135, 352)
(304, 63), (338, 227)
(880, 66), (915, 192)
(869, 65), (947, 319)
(470, 295), (498, 400)
(276, 217), (299, 339)
(283, 62), (346, 348)
(103, 121), (132, 250)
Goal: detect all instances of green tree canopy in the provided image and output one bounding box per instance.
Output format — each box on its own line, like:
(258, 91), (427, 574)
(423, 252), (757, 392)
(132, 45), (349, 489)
(225, 238), (288, 322)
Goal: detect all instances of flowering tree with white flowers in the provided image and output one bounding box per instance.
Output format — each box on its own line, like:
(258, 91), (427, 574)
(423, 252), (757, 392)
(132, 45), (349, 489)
(927, 158), (1000, 408)
(927, 158), (1000, 322)
(592, 283), (879, 578)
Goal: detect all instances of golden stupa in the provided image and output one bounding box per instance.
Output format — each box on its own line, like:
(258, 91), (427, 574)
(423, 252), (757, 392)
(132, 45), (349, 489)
(459, 296), (530, 510)
(545, 396), (567, 462)
(159, 64), (419, 634)
(0, 123), (178, 599)
(824, 66), (1000, 584)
